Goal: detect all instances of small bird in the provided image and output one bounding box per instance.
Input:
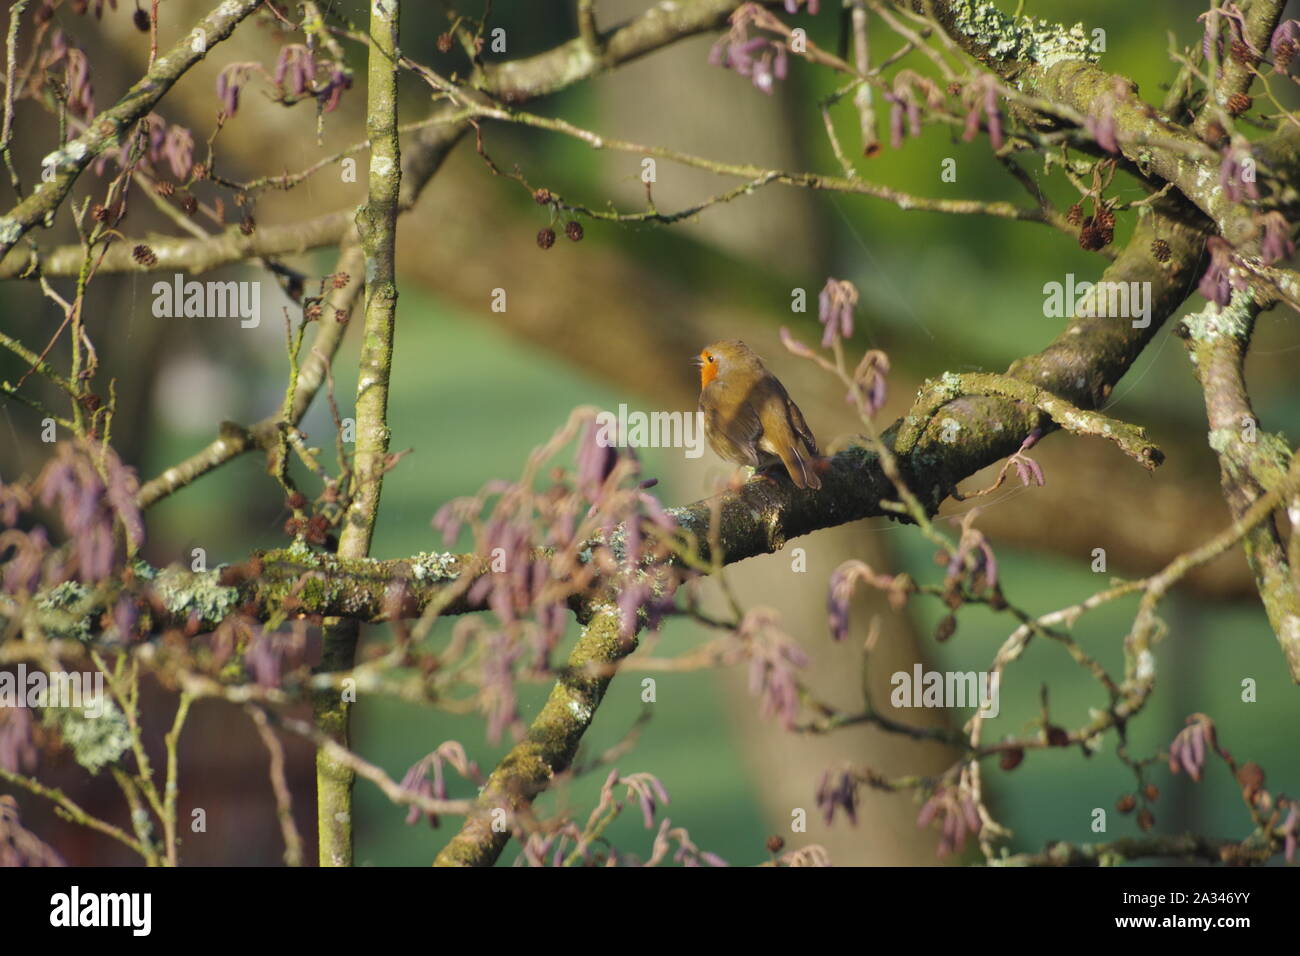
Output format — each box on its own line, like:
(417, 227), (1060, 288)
(696, 339), (823, 490)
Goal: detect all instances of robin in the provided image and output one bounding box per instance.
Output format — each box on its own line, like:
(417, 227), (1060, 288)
(697, 339), (823, 490)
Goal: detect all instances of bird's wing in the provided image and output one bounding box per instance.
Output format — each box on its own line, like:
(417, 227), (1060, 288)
(701, 383), (763, 466)
(772, 378), (819, 456)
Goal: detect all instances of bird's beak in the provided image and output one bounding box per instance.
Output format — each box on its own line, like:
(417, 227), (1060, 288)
(691, 356), (704, 368)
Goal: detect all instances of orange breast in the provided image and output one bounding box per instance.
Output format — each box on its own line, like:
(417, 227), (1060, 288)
(699, 357), (719, 390)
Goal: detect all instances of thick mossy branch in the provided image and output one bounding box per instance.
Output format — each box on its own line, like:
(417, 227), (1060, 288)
(1181, 292), (1300, 681)
(896, 371), (1164, 470)
(7, 549), (471, 643)
(433, 605), (629, 867)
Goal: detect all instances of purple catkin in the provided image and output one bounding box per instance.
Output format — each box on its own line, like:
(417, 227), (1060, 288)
(319, 69), (351, 113)
(1168, 734), (1185, 775)
(1259, 212), (1295, 265)
(0, 706), (37, 773)
(3, 527), (47, 594)
(637, 491), (675, 532)
(1272, 19), (1300, 52)
(906, 98), (921, 139)
(244, 627), (281, 688)
(1284, 805), (1297, 863)
(1219, 146), (1260, 202)
(1202, 18), (1218, 63)
(817, 770), (858, 825)
(431, 501), (463, 544)
(779, 325), (815, 358)
(104, 453), (144, 549)
(1088, 105), (1119, 154)
(65, 50), (94, 118)
(161, 125), (194, 179)
(984, 89), (1004, 150)
(1013, 456), (1045, 487)
(962, 100), (982, 142)
(637, 790), (656, 829)
(1189, 722), (1206, 779)
(481, 632), (522, 743)
(399, 754), (437, 826)
(576, 419), (618, 501)
(112, 595), (138, 642)
(817, 278), (857, 345)
(1198, 238), (1237, 307)
(978, 540), (999, 590)
(295, 50), (316, 96)
(816, 771), (847, 824)
(273, 45), (291, 88)
(826, 568), (852, 642)
(147, 118), (166, 158)
(887, 96), (905, 149)
(1198, 264), (1233, 307)
(869, 372), (887, 417)
(0, 482), (25, 527)
(916, 793), (938, 829)
(618, 583), (649, 639)
(216, 71), (240, 116)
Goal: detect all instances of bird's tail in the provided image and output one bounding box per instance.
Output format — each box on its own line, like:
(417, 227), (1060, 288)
(778, 444), (822, 491)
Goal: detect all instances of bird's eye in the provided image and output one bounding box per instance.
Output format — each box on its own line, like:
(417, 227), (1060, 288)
(707, 355), (715, 363)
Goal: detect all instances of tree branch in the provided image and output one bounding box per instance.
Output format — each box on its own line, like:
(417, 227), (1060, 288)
(314, 0), (402, 869)
(0, 0), (263, 261)
(1179, 291), (1300, 680)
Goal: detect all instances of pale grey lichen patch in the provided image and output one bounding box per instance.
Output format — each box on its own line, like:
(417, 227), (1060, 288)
(37, 580), (92, 611)
(43, 701), (132, 775)
(152, 565), (239, 623)
(39, 141), (88, 171)
(1180, 288), (1256, 342)
(1135, 649), (1156, 682)
(935, 371), (965, 400)
(0, 216), (22, 244)
(1285, 614), (1300, 648)
(285, 538), (316, 562)
(946, 0), (1098, 69)
(35, 581), (94, 642)
(567, 698), (593, 723)
(409, 551), (461, 582)
(1208, 427), (1237, 454)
